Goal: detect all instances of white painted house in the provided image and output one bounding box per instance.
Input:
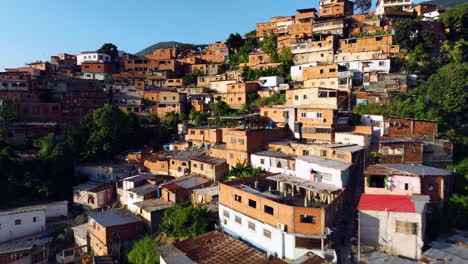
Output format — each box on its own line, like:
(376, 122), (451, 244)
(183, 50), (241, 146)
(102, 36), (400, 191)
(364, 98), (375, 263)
(295, 156), (352, 188)
(360, 114), (385, 138)
(338, 59), (391, 74)
(0, 201), (68, 243)
(291, 63), (318, 82)
(258, 76), (285, 88)
(358, 194), (429, 260)
(376, 0), (413, 15)
(250, 151), (295, 176)
(0, 206), (46, 243)
(76, 52), (111, 65)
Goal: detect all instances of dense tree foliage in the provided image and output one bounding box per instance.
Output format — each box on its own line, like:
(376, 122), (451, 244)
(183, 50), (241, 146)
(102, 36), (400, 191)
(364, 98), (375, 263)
(210, 97), (231, 117)
(188, 110), (208, 127)
(440, 2), (468, 39)
(127, 236), (160, 264)
(97, 43), (118, 57)
(225, 33), (244, 53)
(0, 105), (166, 208)
(252, 93), (286, 108)
(427, 63), (468, 115)
(183, 69), (204, 86)
(160, 201), (214, 239)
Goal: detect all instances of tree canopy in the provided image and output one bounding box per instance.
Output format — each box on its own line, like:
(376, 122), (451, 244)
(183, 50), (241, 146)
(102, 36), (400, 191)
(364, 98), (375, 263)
(226, 33), (244, 53)
(160, 201), (214, 239)
(354, 0), (372, 14)
(226, 162), (266, 181)
(183, 69), (204, 86)
(127, 236), (160, 264)
(97, 43), (118, 57)
(427, 63), (468, 115)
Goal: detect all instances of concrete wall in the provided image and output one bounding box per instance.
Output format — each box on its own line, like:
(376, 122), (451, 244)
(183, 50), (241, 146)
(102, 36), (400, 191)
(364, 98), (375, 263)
(0, 210), (46, 243)
(295, 158), (347, 188)
(250, 154), (295, 176)
(359, 210), (424, 260)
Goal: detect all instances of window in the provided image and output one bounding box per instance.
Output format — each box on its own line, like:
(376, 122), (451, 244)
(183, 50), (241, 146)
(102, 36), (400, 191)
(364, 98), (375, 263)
(301, 112), (307, 118)
(235, 216), (242, 224)
(182, 162), (187, 166)
(337, 153), (345, 159)
(303, 150), (310, 156)
(238, 139), (245, 145)
(300, 215), (316, 224)
(277, 161), (282, 168)
(193, 163), (198, 168)
(320, 150), (327, 157)
(379, 61), (385, 66)
(395, 221), (417, 234)
(230, 138), (236, 143)
(405, 183), (409, 190)
(33, 217), (38, 222)
(249, 199), (257, 208)
(295, 95), (299, 100)
(15, 219), (21, 225)
(264, 205), (274, 215)
(248, 221), (256, 232)
(428, 184), (434, 191)
(235, 194), (242, 202)
(223, 210), (230, 219)
(263, 229), (272, 239)
(260, 159), (265, 165)
(316, 112), (323, 118)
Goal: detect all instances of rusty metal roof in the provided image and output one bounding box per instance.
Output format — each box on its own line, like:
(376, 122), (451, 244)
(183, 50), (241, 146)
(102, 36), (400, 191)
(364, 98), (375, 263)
(158, 231), (285, 264)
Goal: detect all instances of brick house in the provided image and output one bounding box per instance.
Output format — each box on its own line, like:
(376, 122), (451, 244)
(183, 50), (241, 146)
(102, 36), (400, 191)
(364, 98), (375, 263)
(219, 175), (344, 260)
(379, 138), (423, 164)
(88, 209), (145, 256)
(319, 0), (354, 18)
(190, 155), (229, 181)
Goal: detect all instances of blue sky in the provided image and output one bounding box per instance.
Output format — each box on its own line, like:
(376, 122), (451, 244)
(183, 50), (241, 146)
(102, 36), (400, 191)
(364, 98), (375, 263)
(0, 0), (421, 71)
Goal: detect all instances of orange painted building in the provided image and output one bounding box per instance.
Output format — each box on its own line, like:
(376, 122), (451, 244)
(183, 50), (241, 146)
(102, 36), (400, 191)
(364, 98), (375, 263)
(338, 35), (399, 54)
(226, 82), (259, 93)
(146, 47), (178, 61)
(319, 0), (354, 17)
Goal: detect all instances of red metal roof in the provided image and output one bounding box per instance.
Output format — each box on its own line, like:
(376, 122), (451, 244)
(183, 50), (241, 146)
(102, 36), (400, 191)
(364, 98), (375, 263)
(358, 194), (416, 213)
(163, 183), (184, 192)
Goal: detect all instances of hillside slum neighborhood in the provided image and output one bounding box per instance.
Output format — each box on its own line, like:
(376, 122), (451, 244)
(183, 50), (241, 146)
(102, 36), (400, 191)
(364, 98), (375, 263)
(0, 1), (467, 264)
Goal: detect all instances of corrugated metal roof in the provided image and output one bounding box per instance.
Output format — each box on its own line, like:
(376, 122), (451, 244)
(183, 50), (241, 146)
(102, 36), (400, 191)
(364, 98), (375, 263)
(379, 164), (452, 176)
(252, 151), (294, 159)
(158, 231), (285, 264)
(128, 184), (158, 195)
(368, 252), (417, 264)
(89, 209), (142, 227)
(191, 155), (227, 166)
(0, 235), (53, 254)
(358, 194), (425, 213)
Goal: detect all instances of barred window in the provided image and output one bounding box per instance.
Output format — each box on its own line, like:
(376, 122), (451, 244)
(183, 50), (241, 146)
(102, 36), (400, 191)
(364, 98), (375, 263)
(395, 221), (417, 234)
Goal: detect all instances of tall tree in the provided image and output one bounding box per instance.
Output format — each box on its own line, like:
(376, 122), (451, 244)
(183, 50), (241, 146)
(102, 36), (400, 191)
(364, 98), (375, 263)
(354, 0), (372, 14)
(79, 105), (137, 161)
(225, 33), (244, 53)
(97, 43), (118, 57)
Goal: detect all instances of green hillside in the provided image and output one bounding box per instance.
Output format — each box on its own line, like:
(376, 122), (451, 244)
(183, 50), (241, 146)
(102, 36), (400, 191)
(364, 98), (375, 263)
(419, 0), (467, 8)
